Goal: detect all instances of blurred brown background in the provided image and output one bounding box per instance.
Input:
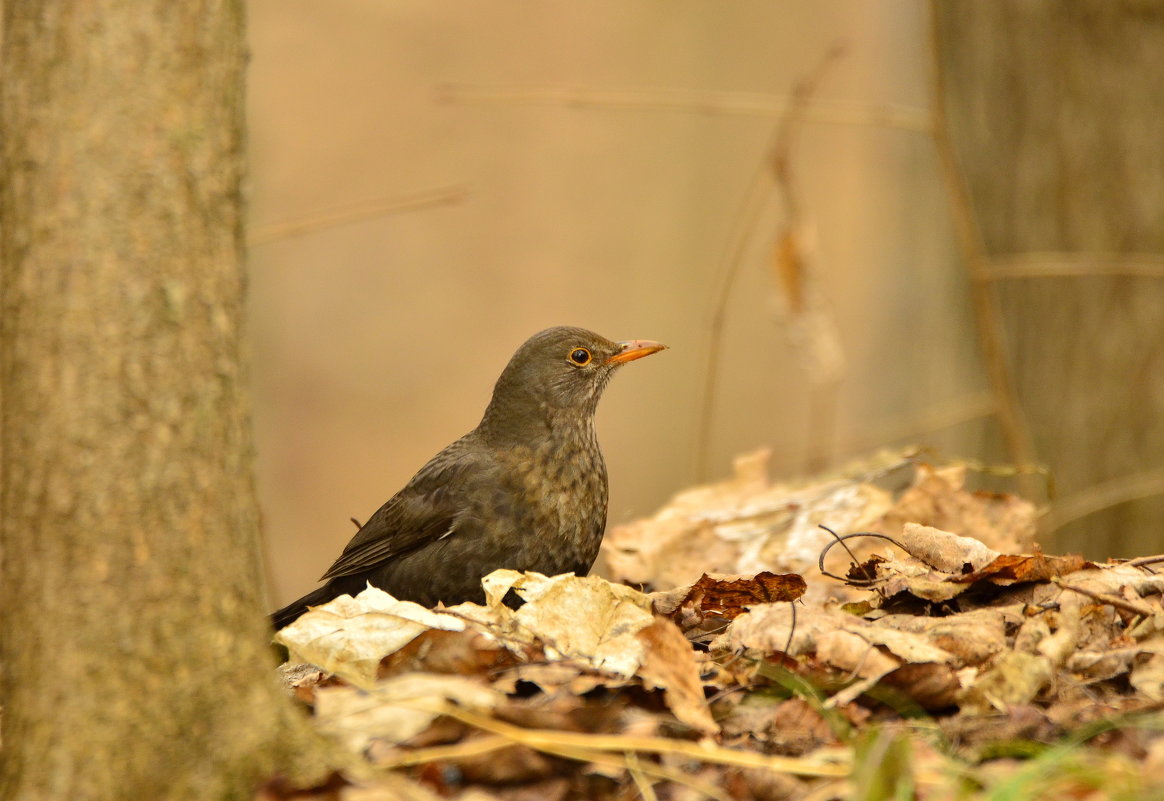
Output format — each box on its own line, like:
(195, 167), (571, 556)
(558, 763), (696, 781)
(249, 1), (1164, 608)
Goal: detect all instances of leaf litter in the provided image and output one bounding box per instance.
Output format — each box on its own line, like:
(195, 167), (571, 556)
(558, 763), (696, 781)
(268, 449), (1164, 800)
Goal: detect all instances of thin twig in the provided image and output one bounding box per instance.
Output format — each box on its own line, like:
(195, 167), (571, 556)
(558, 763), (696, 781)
(784, 600), (798, 656)
(817, 530), (906, 585)
(1052, 577), (1155, 618)
(818, 525), (863, 573)
(1127, 555), (1164, 568)
(378, 734), (515, 767)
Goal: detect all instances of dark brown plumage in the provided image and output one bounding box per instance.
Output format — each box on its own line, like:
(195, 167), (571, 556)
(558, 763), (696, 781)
(271, 326), (666, 629)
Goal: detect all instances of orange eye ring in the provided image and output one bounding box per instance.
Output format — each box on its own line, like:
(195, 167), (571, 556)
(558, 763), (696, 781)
(568, 347), (592, 366)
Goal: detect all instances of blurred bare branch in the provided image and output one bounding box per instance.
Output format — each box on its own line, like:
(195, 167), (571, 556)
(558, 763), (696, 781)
(248, 184), (469, 247)
(694, 43), (848, 481)
(436, 83), (931, 132)
(1042, 466), (1164, 534)
(983, 252), (1164, 281)
(776, 391), (997, 475)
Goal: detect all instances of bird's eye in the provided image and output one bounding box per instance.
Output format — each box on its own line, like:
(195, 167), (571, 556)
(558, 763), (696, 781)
(568, 347), (592, 366)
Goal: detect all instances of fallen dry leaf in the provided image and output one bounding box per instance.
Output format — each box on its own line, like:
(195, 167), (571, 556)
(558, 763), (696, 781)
(895, 522), (1000, 573)
(271, 450), (1164, 801)
(314, 673), (500, 752)
(275, 586), (468, 686)
(664, 571), (807, 629)
(956, 551), (1094, 585)
(636, 617), (719, 734)
(879, 662), (962, 710)
(877, 608), (1012, 667)
(378, 629), (519, 681)
(467, 570), (657, 678)
(602, 448), (896, 595)
(1129, 639), (1164, 702)
(961, 651), (1054, 712)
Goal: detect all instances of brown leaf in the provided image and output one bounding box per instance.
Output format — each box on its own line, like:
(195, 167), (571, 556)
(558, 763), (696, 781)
(957, 551), (1094, 585)
(1130, 646), (1164, 702)
(482, 778), (571, 801)
(879, 662), (962, 710)
(454, 743), (559, 784)
(378, 629), (519, 681)
(728, 696), (839, 754)
(671, 572), (807, 624)
(895, 522), (1000, 573)
(491, 663), (619, 697)
(471, 570), (656, 678)
(602, 448), (896, 594)
(961, 651), (1054, 712)
(881, 608), (1011, 667)
(636, 617), (719, 734)
(939, 705), (1058, 750)
(274, 587), (469, 687)
(494, 698), (626, 735)
(314, 674), (501, 752)
(846, 556), (885, 584)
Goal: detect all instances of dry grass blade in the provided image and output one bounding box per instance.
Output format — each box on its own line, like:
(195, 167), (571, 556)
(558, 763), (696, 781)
(625, 752), (661, 801)
(378, 728), (733, 801)
(386, 699), (850, 779)
(543, 743), (731, 801)
(376, 734), (515, 767)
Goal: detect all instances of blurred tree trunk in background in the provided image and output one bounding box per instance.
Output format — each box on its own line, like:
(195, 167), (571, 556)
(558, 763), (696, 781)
(0, 2), (314, 799)
(934, 2), (1164, 556)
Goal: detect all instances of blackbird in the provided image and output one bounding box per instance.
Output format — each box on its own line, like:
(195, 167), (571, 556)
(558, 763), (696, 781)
(271, 326), (666, 629)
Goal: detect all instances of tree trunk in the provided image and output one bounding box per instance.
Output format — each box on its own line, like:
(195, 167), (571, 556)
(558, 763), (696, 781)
(1, 2), (315, 799)
(933, 2), (1164, 555)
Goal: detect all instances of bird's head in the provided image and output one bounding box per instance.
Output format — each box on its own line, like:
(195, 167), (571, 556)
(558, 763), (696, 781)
(479, 326), (666, 440)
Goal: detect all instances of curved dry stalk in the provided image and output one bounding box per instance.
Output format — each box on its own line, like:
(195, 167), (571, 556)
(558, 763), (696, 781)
(389, 699), (851, 779)
(817, 528), (903, 585)
(695, 43), (848, 480)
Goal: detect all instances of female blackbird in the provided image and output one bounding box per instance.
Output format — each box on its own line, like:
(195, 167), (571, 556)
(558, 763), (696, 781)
(271, 326), (666, 628)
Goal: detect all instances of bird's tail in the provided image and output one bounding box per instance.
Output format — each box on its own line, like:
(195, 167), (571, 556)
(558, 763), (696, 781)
(270, 584), (336, 631)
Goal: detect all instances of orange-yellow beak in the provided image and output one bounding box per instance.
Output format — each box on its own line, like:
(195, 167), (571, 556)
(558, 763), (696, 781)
(606, 339), (668, 365)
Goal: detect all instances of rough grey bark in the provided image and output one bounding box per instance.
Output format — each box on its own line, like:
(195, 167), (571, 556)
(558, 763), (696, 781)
(933, 2), (1164, 555)
(0, 2), (317, 799)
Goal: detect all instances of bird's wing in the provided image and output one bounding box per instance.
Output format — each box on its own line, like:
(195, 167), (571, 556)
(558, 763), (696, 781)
(318, 438), (490, 581)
